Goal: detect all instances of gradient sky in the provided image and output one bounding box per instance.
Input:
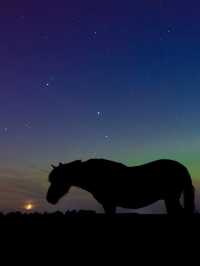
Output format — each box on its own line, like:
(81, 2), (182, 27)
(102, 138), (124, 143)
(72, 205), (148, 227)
(1, 0), (200, 213)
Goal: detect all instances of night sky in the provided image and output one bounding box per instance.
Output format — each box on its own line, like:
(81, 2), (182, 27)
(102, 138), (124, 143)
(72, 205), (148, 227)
(1, 0), (200, 213)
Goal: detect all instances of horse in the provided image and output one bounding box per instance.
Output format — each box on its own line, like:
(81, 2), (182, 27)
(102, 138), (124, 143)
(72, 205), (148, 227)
(46, 158), (195, 214)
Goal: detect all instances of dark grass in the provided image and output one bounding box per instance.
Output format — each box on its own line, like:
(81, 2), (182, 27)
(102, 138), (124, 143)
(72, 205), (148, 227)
(0, 211), (198, 234)
(0, 212), (198, 261)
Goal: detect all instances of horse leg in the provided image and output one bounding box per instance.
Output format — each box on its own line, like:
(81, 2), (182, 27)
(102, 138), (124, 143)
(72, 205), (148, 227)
(165, 198), (183, 215)
(103, 204), (116, 215)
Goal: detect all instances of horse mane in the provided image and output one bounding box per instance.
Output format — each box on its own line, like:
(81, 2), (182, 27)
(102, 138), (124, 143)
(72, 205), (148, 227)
(84, 158), (126, 168)
(62, 160), (82, 167)
(49, 160), (82, 182)
(48, 158), (127, 182)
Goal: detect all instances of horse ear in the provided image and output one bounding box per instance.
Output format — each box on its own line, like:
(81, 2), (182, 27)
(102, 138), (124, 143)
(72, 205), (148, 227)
(51, 164), (56, 169)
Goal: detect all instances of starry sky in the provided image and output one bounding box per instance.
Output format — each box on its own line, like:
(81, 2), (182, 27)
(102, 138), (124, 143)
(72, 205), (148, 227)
(1, 0), (200, 213)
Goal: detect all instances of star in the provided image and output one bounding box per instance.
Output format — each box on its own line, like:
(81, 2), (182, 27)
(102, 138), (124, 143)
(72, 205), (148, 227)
(167, 28), (173, 33)
(3, 127), (8, 133)
(25, 122), (32, 129)
(89, 31), (97, 40)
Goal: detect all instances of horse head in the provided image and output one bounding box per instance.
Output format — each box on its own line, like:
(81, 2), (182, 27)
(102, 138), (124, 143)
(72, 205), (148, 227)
(46, 160), (82, 204)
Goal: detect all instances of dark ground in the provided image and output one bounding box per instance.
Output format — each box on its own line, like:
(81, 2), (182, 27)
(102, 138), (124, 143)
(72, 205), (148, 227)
(0, 212), (198, 262)
(0, 211), (198, 238)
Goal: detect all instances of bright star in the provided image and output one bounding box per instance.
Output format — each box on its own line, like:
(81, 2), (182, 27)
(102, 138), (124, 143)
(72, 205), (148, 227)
(25, 122), (31, 129)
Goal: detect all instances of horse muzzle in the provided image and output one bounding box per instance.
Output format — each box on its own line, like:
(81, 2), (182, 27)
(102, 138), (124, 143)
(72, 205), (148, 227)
(46, 193), (59, 205)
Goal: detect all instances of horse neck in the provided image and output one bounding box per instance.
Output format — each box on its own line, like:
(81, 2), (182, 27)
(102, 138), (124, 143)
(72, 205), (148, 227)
(71, 165), (92, 191)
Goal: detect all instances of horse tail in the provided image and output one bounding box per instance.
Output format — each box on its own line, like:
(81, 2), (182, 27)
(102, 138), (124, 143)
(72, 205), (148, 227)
(183, 170), (195, 214)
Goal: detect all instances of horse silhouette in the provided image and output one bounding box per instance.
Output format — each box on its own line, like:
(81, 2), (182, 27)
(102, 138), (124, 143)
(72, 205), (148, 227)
(46, 159), (195, 214)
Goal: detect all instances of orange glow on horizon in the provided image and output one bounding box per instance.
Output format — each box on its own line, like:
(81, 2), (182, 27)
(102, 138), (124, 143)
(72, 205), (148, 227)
(24, 203), (34, 211)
